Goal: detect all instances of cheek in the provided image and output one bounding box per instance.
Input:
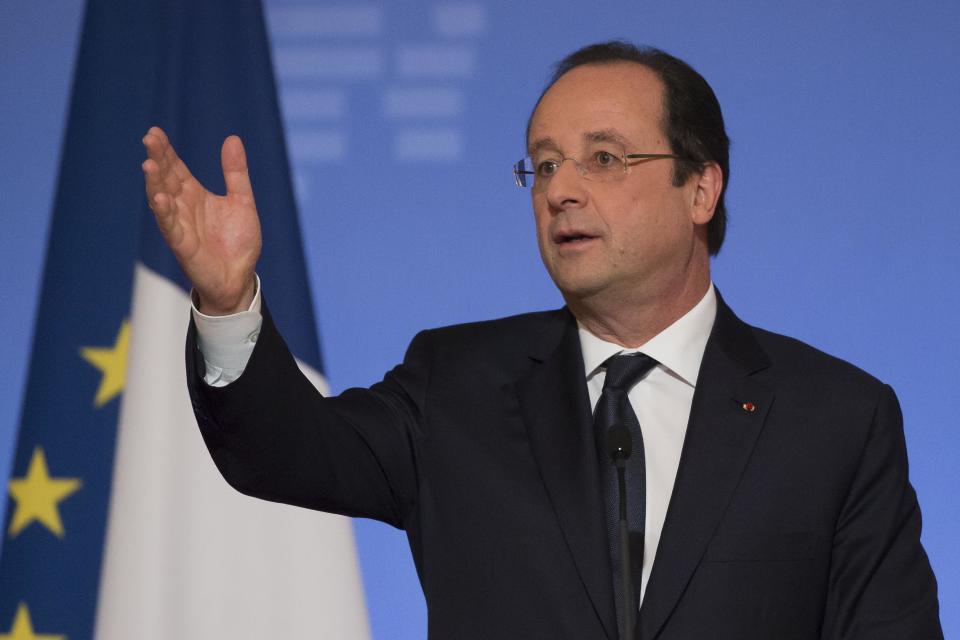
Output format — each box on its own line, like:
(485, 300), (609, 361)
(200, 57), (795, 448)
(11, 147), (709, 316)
(627, 185), (689, 235)
(532, 199), (552, 244)
(602, 194), (654, 242)
(603, 198), (681, 263)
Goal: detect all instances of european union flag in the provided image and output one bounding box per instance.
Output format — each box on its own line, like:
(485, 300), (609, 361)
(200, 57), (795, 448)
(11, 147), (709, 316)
(1, 2), (369, 638)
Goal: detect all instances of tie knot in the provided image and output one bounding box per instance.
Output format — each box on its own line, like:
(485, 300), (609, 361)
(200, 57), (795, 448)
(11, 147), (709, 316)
(602, 353), (657, 392)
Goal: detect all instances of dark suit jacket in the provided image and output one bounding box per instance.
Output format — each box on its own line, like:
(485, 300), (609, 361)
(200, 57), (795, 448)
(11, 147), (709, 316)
(186, 295), (941, 639)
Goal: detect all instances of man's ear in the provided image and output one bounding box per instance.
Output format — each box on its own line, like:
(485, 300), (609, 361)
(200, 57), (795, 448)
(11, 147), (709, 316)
(690, 161), (723, 225)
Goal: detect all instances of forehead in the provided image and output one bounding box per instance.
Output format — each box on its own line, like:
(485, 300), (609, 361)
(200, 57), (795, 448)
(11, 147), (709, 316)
(528, 62), (666, 152)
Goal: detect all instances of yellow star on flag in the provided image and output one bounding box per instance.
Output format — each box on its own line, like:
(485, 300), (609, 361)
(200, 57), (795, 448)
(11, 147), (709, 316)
(7, 447), (81, 539)
(80, 319), (130, 407)
(0, 603), (64, 640)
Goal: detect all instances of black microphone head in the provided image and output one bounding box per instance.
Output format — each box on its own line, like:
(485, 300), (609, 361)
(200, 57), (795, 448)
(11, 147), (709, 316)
(606, 423), (632, 461)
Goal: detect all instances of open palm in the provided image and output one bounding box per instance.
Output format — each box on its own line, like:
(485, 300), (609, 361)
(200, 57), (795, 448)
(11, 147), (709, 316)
(142, 126), (261, 315)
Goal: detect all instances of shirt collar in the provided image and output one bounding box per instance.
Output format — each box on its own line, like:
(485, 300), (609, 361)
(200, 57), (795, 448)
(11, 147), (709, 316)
(578, 283), (717, 388)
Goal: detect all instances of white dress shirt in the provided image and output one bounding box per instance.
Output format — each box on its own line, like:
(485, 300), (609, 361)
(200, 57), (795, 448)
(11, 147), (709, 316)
(578, 284), (717, 603)
(192, 281), (718, 604)
(192, 275), (263, 387)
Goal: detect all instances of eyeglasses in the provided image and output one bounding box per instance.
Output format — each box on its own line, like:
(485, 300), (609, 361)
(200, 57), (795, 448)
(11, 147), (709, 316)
(513, 148), (685, 188)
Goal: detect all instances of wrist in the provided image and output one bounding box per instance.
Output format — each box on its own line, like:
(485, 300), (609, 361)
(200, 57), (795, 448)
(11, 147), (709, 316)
(195, 277), (257, 316)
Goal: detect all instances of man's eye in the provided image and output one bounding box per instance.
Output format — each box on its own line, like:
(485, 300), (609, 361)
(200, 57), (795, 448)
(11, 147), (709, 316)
(593, 150), (617, 167)
(536, 160), (560, 177)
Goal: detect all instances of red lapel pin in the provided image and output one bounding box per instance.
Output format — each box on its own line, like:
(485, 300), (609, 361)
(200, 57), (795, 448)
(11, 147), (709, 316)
(741, 401), (757, 413)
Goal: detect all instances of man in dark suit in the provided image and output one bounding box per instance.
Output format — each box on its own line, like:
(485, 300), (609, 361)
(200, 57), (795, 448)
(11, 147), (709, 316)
(144, 42), (942, 638)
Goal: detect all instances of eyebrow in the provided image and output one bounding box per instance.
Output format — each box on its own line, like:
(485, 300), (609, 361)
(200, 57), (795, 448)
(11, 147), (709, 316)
(584, 129), (632, 147)
(528, 129), (632, 155)
(528, 136), (559, 156)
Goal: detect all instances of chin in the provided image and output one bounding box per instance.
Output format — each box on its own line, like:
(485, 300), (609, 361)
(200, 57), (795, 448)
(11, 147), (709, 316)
(541, 253), (617, 300)
(550, 272), (609, 302)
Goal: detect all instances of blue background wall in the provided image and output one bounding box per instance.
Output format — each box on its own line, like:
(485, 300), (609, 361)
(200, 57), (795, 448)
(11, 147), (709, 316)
(2, 1), (957, 637)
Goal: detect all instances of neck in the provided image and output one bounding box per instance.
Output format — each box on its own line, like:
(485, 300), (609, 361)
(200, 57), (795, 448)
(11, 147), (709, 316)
(566, 269), (711, 348)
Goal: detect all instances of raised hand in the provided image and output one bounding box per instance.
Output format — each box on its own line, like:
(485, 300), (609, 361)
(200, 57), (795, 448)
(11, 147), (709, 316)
(142, 126), (262, 315)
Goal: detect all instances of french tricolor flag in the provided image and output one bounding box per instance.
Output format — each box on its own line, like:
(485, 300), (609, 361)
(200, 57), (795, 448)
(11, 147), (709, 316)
(0, 2), (369, 637)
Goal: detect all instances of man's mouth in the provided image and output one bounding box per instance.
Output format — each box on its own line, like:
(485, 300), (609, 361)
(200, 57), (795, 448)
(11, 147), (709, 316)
(554, 230), (598, 245)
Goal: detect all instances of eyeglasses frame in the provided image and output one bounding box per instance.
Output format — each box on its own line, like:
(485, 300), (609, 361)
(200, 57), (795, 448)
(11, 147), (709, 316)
(513, 152), (690, 188)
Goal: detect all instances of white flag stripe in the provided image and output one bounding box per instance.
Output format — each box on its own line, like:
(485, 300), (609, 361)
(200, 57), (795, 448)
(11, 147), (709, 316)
(95, 263), (369, 639)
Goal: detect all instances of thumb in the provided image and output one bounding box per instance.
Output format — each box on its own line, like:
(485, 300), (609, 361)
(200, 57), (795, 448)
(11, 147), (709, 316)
(221, 135), (253, 198)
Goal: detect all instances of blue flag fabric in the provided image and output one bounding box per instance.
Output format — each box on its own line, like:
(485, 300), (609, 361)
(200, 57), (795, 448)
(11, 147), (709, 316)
(136, 1), (321, 366)
(0, 2), (331, 637)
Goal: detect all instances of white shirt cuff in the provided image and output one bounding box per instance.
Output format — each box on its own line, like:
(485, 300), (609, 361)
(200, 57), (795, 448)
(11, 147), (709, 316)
(191, 275), (262, 387)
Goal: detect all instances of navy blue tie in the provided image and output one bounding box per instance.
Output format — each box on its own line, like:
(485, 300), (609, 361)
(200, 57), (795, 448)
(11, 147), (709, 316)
(594, 353), (657, 639)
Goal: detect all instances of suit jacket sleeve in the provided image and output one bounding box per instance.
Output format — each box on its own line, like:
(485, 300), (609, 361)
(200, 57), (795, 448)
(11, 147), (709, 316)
(821, 383), (941, 639)
(186, 300), (428, 529)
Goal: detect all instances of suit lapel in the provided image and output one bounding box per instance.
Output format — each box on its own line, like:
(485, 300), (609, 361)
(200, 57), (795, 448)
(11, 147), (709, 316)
(514, 311), (618, 640)
(640, 296), (774, 640)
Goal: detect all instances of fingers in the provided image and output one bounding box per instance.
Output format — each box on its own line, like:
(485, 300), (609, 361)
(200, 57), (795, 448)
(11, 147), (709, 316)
(221, 135), (254, 200)
(142, 126), (171, 173)
(142, 127), (189, 245)
(142, 126), (195, 198)
(142, 127), (173, 203)
(148, 191), (177, 233)
(152, 197), (187, 251)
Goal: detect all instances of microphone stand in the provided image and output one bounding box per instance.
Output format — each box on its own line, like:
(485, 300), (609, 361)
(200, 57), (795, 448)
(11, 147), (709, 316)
(608, 424), (636, 639)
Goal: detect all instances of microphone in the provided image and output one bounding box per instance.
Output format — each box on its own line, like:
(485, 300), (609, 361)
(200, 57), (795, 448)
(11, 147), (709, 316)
(607, 421), (632, 462)
(607, 422), (636, 639)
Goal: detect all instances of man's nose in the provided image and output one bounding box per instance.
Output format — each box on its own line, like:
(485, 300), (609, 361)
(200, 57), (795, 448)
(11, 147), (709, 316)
(544, 158), (588, 210)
